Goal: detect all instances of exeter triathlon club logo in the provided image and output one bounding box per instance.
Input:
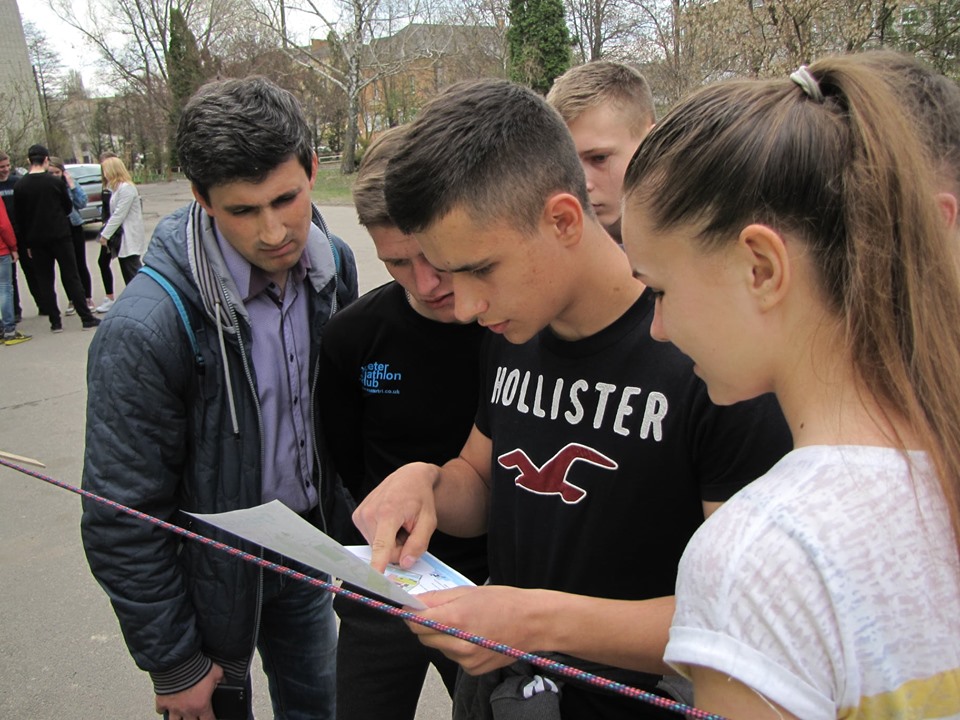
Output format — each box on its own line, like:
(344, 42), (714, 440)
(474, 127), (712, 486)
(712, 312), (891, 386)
(497, 443), (617, 504)
(360, 361), (402, 395)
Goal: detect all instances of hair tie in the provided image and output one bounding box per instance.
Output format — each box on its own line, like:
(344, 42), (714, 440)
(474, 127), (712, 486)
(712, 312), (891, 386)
(790, 65), (824, 103)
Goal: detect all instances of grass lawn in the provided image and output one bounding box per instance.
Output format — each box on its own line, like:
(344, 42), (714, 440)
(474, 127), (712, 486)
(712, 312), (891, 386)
(312, 164), (356, 205)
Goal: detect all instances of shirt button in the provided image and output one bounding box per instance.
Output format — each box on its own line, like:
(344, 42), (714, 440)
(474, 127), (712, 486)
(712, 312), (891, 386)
(293, 397), (298, 405)
(289, 354), (294, 362)
(299, 439), (305, 448)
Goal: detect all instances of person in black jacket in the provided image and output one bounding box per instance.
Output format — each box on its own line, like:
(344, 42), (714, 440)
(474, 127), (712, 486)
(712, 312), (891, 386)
(81, 77), (358, 720)
(13, 144), (99, 331)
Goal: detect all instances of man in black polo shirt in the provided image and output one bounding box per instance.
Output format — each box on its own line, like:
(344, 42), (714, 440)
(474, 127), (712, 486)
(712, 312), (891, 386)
(13, 144), (99, 332)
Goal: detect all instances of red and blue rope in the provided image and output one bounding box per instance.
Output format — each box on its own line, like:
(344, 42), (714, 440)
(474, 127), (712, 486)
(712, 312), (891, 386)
(0, 456), (728, 720)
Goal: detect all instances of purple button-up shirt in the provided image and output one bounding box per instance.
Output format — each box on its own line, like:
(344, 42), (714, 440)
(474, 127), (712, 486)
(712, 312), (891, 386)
(217, 229), (317, 514)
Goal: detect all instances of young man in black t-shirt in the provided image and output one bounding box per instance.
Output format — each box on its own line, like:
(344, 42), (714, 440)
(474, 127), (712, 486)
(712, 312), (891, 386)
(353, 81), (792, 719)
(317, 127), (489, 720)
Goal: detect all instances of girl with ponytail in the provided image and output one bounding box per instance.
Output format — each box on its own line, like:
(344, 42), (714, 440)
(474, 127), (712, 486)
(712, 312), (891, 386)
(621, 54), (960, 718)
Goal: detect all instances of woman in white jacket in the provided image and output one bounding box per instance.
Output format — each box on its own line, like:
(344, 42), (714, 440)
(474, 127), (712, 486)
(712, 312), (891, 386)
(98, 156), (147, 288)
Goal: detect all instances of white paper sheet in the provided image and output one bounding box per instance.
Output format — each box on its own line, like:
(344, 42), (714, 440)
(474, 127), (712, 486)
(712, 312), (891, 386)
(187, 500), (474, 609)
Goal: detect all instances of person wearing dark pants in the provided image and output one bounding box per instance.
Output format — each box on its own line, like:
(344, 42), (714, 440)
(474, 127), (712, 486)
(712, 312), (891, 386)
(318, 127), (489, 720)
(49, 157), (94, 315)
(29, 237), (98, 331)
(93, 182), (116, 313)
(81, 77), (358, 720)
(12, 145), (99, 332)
(98, 156), (145, 290)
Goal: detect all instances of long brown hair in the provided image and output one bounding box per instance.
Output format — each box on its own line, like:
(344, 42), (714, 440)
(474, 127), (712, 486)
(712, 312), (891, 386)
(624, 53), (960, 557)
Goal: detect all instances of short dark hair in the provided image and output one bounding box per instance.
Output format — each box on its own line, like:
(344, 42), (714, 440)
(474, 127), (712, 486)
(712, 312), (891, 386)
(384, 79), (590, 235)
(27, 144), (49, 166)
(176, 76), (313, 201)
(353, 126), (409, 228)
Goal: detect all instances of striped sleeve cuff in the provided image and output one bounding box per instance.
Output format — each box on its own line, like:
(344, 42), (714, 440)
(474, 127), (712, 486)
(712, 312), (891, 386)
(150, 651), (213, 695)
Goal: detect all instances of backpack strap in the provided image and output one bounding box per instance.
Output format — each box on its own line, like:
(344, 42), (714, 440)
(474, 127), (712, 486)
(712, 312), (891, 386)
(138, 266), (206, 375)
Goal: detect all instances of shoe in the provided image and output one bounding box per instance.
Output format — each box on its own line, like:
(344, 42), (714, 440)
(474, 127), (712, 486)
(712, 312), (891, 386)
(65, 303), (76, 316)
(82, 317), (101, 330)
(4, 330), (32, 346)
(51, 323), (63, 333)
(95, 298), (114, 313)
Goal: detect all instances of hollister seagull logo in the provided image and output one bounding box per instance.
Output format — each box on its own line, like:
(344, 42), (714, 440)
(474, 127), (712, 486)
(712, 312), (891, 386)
(498, 443), (618, 504)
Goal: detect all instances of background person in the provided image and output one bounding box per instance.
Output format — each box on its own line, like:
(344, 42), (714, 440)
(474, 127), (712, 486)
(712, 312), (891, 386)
(860, 50), (960, 230)
(621, 55), (960, 718)
(98, 155), (146, 288)
(0, 150), (34, 320)
(12, 144), (99, 332)
(0, 198), (29, 345)
(48, 156), (94, 316)
(94, 152), (117, 313)
(546, 61), (656, 244)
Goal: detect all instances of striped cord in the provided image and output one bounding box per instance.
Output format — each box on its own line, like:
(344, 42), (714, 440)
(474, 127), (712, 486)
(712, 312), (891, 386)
(0, 456), (728, 720)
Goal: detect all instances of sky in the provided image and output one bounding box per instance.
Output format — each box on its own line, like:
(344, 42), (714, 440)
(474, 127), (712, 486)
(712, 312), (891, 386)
(15, 0), (327, 96)
(17, 0), (102, 92)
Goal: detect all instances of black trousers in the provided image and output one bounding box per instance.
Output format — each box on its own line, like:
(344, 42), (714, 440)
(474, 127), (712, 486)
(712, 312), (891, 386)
(96, 244), (114, 296)
(334, 587), (458, 720)
(30, 237), (97, 325)
(118, 254), (142, 285)
(17, 250), (45, 314)
(68, 223), (92, 300)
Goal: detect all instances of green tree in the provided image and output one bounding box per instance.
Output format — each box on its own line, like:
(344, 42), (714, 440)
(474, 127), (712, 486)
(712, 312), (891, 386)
(166, 8), (207, 168)
(508, 0), (571, 92)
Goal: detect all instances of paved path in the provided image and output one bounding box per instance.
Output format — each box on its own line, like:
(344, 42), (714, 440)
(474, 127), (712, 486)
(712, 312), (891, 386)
(0, 179), (454, 719)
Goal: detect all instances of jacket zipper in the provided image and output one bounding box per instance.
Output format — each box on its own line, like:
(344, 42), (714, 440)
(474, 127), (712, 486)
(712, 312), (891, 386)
(217, 277), (265, 682)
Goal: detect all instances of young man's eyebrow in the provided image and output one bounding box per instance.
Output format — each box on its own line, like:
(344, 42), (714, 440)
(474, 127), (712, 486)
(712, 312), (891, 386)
(222, 188), (301, 213)
(448, 258), (492, 273)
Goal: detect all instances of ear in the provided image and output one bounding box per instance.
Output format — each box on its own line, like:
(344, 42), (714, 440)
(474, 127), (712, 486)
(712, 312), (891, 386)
(192, 185), (214, 216)
(308, 151), (319, 188)
(936, 191), (958, 229)
(541, 192), (584, 248)
(737, 223), (790, 311)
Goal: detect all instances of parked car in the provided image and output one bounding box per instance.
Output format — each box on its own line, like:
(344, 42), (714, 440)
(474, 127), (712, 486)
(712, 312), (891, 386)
(65, 163), (103, 224)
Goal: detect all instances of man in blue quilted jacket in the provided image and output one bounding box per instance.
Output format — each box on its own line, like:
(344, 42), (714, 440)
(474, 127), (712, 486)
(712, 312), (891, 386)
(80, 76), (358, 720)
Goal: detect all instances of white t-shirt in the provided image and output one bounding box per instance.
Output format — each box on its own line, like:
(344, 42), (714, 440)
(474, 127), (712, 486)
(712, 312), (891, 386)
(665, 445), (960, 719)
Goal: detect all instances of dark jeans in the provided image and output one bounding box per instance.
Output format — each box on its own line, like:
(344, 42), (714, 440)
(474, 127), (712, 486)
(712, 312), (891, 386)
(29, 237), (96, 325)
(97, 244), (114, 295)
(255, 567), (337, 720)
(69, 222), (92, 300)
(11, 259), (21, 317)
(334, 587), (458, 720)
(118, 254), (142, 285)
(0, 254), (14, 333)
